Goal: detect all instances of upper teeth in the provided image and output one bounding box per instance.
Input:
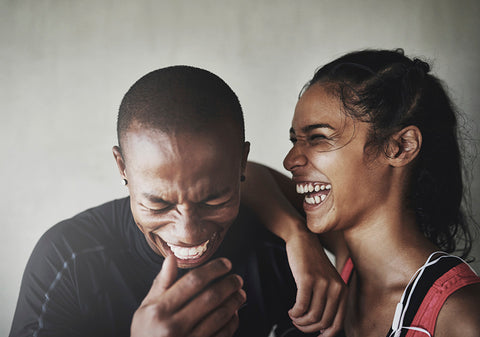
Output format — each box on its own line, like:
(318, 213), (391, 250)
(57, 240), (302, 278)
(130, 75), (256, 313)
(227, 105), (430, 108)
(296, 183), (331, 194)
(166, 240), (209, 260)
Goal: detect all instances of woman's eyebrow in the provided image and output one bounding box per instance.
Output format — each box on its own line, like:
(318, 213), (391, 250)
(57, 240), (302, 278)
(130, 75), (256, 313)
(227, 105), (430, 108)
(290, 123), (335, 135)
(302, 123), (335, 133)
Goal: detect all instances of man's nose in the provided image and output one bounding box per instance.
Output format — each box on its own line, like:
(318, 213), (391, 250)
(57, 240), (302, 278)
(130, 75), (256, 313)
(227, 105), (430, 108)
(174, 206), (206, 243)
(283, 144), (307, 172)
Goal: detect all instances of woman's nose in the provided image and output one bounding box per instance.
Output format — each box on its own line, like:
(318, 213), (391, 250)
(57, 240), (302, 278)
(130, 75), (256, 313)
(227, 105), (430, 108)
(283, 144), (307, 172)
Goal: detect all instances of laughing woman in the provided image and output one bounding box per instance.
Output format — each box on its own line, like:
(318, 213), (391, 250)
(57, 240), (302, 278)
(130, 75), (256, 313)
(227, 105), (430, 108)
(243, 49), (480, 337)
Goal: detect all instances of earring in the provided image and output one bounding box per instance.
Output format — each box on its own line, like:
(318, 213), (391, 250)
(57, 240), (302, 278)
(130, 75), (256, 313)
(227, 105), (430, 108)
(122, 179), (128, 186)
(240, 175), (246, 182)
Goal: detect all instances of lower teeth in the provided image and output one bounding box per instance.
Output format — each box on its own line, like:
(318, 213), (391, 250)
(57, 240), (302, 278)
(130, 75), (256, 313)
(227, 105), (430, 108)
(305, 194), (327, 205)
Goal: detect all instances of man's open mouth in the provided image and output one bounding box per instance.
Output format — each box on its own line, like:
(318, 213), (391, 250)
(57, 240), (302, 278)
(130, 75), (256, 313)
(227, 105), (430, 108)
(153, 232), (220, 266)
(166, 239), (210, 260)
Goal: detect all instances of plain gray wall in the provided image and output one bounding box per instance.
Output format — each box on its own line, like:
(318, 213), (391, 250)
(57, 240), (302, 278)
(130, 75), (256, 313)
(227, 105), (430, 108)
(1, 0), (479, 335)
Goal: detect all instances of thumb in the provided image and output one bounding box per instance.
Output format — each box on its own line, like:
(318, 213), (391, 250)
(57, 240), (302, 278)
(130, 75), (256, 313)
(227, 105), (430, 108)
(143, 255), (178, 304)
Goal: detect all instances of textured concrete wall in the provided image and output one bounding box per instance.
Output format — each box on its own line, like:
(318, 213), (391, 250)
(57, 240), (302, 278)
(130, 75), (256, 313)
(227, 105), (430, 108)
(1, 1), (479, 334)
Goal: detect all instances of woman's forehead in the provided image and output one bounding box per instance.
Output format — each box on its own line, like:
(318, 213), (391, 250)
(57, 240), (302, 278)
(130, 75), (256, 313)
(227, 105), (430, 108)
(292, 85), (345, 131)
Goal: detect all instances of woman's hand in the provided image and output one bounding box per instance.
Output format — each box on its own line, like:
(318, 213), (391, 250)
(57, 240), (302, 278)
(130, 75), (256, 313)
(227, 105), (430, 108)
(241, 162), (347, 335)
(285, 230), (347, 336)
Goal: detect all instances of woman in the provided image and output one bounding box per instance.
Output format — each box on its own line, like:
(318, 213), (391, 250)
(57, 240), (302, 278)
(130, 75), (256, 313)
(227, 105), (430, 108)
(245, 49), (480, 337)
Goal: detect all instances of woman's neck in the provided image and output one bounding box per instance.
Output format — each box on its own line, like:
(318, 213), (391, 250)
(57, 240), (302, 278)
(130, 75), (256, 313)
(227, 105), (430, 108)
(342, 205), (438, 290)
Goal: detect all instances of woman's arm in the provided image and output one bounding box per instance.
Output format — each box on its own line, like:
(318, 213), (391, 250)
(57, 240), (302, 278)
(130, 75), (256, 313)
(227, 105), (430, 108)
(241, 161), (347, 336)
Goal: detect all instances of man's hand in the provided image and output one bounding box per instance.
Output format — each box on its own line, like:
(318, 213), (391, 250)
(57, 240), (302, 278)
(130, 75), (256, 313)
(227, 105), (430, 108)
(286, 232), (347, 336)
(131, 255), (246, 337)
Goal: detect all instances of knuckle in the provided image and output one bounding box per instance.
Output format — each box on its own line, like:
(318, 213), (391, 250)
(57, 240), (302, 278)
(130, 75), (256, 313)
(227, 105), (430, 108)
(225, 291), (245, 313)
(214, 304), (232, 322)
(296, 302), (309, 313)
(186, 271), (205, 289)
(305, 274), (316, 285)
(158, 319), (182, 337)
(317, 278), (328, 288)
(305, 312), (321, 325)
(145, 303), (165, 317)
(332, 281), (345, 293)
(205, 287), (223, 304)
(216, 314), (239, 337)
(299, 275), (315, 287)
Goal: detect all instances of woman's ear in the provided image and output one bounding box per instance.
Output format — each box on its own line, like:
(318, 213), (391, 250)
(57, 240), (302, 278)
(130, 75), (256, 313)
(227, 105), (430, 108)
(385, 125), (422, 167)
(112, 146), (128, 180)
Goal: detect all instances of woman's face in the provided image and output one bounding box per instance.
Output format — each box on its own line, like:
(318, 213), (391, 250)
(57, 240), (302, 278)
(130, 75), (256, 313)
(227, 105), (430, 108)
(283, 83), (392, 234)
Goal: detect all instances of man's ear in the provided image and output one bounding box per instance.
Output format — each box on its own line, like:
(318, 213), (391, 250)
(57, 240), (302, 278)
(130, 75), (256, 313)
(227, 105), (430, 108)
(112, 146), (127, 180)
(241, 141), (250, 176)
(385, 126), (422, 167)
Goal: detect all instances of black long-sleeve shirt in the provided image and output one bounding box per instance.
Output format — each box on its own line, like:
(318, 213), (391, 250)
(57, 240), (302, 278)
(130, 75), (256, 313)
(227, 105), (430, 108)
(10, 197), (310, 337)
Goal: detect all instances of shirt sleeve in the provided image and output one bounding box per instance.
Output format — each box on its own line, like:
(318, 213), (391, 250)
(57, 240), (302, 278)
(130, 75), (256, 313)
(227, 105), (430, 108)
(9, 224), (84, 337)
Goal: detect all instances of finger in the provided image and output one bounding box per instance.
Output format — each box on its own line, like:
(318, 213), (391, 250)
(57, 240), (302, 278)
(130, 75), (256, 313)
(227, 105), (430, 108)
(142, 254), (178, 305)
(289, 282), (313, 318)
(211, 311), (240, 337)
(190, 289), (246, 337)
(292, 282), (328, 332)
(161, 257), (233, 313)
(178, 273), (244, 331)
(292, 281), (345, 334)
(318, 286), (347, 337)
(314, 283), (342, 331)
(291, 279), (327, 327)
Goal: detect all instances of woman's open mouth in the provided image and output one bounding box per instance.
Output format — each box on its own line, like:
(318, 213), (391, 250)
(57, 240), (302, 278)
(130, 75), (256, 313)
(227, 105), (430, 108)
(296, 182), (331, 206)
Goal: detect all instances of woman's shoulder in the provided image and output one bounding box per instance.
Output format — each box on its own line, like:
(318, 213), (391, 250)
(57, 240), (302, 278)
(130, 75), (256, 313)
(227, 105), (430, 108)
(396, 254), (480, 337)
(435, 281), (480, 337)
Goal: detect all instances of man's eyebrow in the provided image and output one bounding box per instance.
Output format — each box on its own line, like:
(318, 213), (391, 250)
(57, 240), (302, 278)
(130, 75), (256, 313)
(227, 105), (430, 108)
(290, 124), (335, 134)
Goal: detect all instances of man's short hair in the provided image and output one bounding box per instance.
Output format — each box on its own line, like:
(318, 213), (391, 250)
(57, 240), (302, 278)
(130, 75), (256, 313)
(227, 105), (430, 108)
(117, 66), (245, 150)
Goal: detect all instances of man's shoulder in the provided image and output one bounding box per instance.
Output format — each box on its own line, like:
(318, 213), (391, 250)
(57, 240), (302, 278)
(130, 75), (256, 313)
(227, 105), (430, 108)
(36, 197), (132, 258)
(49, 197), (130, 233)
(225, 203), (290, 273)
(235, 203), (285, 246)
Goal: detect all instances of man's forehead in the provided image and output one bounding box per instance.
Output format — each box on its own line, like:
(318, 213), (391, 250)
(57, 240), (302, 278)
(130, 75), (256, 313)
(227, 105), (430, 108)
(123, 126), (241, 171)
(123, 123), (240, 152)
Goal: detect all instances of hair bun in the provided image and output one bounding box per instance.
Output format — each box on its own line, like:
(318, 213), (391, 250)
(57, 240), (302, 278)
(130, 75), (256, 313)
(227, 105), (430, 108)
(413, 58), (430, 74)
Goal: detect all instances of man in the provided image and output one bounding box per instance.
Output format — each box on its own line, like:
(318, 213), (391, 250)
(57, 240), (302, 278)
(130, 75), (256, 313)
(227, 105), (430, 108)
(9, 66), (317, 337)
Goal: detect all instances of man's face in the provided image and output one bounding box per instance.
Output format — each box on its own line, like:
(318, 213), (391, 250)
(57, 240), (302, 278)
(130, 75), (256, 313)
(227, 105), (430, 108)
(117, 126), (248, 268)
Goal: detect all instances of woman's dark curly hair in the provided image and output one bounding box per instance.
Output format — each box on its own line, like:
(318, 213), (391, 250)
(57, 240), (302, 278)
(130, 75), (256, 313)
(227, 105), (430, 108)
(302, 48), (474, 258)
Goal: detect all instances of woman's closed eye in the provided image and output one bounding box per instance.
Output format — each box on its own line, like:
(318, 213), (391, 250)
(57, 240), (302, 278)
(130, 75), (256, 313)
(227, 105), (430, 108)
(309, 134), (330, 143)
